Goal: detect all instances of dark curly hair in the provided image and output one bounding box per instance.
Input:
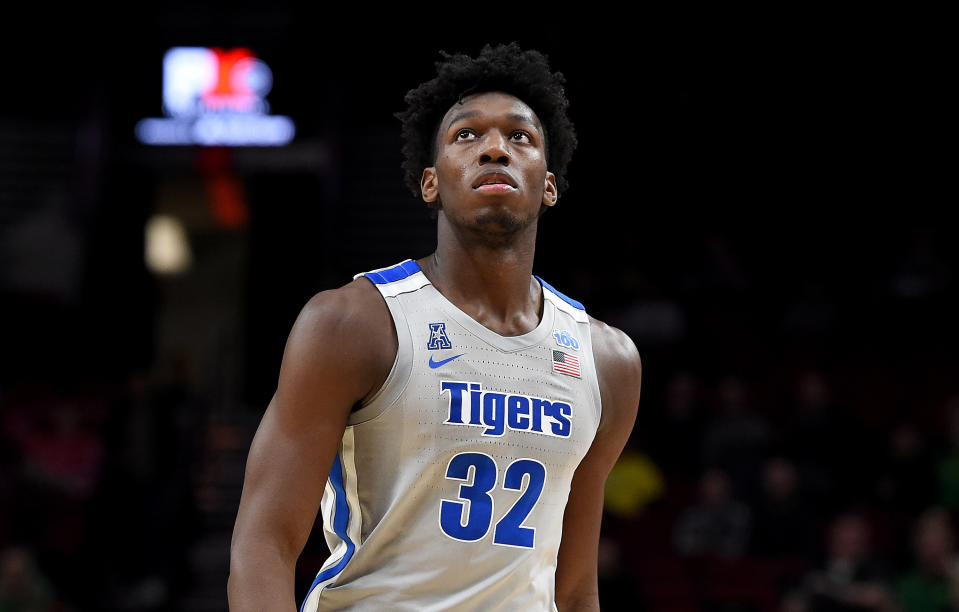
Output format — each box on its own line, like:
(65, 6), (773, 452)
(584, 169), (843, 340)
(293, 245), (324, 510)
(395, 42), (577, 209)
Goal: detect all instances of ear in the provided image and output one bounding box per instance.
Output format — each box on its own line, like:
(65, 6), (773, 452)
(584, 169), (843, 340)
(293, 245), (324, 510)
(542, 171), (558, 208)
(421, 167), (439, 203)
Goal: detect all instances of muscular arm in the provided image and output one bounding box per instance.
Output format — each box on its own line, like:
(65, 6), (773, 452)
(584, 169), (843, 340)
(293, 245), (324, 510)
(555, 319), (641, 612)
(228, 279), (396, 611)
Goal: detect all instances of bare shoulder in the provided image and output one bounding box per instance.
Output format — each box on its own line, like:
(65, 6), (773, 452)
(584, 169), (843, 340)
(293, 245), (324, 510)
(280, 276), (396, 407)
(589, 316), (642, 376)
(294, 276), (392, 341)
(588, 315), (642, 432)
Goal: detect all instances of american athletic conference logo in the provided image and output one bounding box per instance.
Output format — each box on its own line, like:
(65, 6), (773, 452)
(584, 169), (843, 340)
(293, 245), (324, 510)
(427, 322), (453, 350)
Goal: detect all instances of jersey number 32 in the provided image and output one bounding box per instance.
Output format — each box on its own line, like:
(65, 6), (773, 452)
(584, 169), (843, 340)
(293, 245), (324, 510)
(439, 452), (546, 548)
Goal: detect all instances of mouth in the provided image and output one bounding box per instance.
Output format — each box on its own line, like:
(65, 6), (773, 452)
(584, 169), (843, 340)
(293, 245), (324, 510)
(472, 172), (518, 190)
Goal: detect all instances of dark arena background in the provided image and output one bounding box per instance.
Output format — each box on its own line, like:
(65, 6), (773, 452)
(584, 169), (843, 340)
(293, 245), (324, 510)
(0, 11), (952, 612)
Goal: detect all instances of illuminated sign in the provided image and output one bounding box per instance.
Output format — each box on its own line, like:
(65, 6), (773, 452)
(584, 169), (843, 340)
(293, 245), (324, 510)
(135, 47), (295, 146)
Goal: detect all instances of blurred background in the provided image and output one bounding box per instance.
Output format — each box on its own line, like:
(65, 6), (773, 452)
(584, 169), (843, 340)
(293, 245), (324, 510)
(0, 10), (953, 612)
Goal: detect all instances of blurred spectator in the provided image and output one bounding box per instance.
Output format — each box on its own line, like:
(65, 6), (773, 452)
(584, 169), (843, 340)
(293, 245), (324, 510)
(888, 226), (950, 301)
(935, 396), (959, 513)
(0, 546), (56, 612)
(2, 394), (106, 607)
(894, 507), (959, 612)
(673, 468), (752, 559)
(645, 371), (704, 480)
(681, 230), (751, 295)
(750, 456), (820, 559)
(781, 279), (839, 340)
(609, 272), (686, 347)
(601, 446), (665, 606)
(598, 528), (644, 610)
(781, 370), (859, 509)
(873, 422), (935, 515)
(20, 400), (103, 501)
(701, 375), (773, 499)
(784, 512), (895, 612)
(603, 447), (665, 519)
(0, 190), (84, 302)
(87, 364), (204, 610)
(0, 402), (20, 547)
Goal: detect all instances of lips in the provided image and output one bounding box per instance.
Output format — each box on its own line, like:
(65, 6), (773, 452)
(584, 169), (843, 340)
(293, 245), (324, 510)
(472, 171), (518, 189)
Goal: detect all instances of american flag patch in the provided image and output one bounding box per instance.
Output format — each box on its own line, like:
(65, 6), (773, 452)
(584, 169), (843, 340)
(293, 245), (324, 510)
(552, 350), (581, 378)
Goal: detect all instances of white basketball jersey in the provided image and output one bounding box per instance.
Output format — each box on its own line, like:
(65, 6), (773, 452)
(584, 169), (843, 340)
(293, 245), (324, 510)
(300, 259), (602, 612)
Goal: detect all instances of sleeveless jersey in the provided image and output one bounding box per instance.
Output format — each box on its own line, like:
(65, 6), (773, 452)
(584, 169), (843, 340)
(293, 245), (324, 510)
(300, 259), (603, 612)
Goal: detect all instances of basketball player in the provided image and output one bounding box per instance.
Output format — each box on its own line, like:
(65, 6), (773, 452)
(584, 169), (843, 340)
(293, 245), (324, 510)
(228, 43), (642, 611)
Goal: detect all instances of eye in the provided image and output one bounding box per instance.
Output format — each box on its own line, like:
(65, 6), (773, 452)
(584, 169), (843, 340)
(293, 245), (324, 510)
(510, 131), (532, 143)
(455, 129), (476, 141)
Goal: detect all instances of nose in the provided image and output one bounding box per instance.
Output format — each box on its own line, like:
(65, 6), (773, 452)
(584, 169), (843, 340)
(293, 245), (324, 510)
(478, 131), (510, 165)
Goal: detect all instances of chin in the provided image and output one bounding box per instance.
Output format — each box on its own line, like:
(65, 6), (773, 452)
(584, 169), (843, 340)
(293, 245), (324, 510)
(473, 210), (526, 234)
(472, 199), (542, 233)
(441, 198), (540, 241)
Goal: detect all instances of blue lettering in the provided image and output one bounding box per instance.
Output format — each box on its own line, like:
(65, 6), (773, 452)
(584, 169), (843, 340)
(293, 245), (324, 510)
(530, 399), (548, 433)
(440, 381), (573, 439)
(482, 392), (506, 436)
(507, 395), (530, 430)
(428, 322), (453, 350)
(545, 402), (572, 437)
(469, 383), (483, 425)
(441, 381), (469, 424)
(553, 329), (580, 350)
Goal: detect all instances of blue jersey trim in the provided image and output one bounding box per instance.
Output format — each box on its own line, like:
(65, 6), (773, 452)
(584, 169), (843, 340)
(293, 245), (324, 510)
(364, 260), (421, 285)
(300, 453), (354, 611)
(535, 276), (585, 311)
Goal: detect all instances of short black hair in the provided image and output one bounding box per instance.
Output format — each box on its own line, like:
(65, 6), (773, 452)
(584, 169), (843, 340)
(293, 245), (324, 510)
(396, 42), (577, 209)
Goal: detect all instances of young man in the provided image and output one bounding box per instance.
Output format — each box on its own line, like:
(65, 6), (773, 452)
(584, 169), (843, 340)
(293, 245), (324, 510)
(228, 43), (642, 611)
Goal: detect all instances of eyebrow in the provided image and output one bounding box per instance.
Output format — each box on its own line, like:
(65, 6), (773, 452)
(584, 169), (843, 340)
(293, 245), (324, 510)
(445, 110), (540, 131)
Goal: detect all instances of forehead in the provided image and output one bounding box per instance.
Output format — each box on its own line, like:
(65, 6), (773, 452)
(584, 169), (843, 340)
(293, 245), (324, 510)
(439, 91), (543, 131)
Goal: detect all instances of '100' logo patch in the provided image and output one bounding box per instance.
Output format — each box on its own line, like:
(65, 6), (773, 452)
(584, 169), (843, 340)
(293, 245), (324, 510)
(553, 329), (579, 350)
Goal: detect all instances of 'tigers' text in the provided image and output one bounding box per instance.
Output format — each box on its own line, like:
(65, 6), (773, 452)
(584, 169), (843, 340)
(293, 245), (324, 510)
(440, 381), (572, 438)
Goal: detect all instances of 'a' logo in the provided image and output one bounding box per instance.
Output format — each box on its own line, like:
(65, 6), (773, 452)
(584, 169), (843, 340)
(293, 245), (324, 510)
(427, 322), (453, 350)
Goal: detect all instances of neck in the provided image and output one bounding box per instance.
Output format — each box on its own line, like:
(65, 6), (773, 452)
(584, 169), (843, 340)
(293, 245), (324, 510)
(419, 212), (542, 336)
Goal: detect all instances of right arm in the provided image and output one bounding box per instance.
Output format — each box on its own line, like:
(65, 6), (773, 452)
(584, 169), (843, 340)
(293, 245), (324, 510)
(227, 279), (396, 611)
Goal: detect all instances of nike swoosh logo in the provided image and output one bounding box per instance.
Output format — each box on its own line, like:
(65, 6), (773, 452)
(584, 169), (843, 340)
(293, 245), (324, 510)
(428, 353), (467, 369)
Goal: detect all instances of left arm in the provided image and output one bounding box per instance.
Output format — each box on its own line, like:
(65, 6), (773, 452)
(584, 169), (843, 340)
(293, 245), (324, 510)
(555, 319), (642, 611)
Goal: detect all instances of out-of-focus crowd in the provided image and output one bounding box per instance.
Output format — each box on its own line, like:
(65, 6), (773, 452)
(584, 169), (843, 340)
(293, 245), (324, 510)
(1, 225), (954, 612)
(591, 228), (958, 611)
(0, 364), (206, 612)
